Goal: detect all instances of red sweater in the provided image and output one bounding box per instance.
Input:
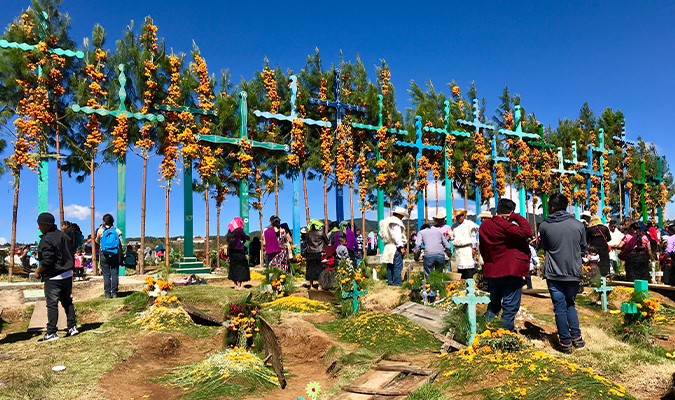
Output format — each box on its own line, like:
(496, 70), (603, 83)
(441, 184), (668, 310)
(478, 213), (532, 278)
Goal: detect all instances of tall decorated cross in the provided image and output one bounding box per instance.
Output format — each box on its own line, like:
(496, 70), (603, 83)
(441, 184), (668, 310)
(452, 278), (490, 346)
(580, 129), (614, 223)
(154, 95), (217, 272)
(308, 69), (366, 223)
(71, 64), (164, 243)
(498, 105), (539, 218)
(648, 157), (666, 229)
(563, 141), (588, 219)
(198, 92), (289, 233)
(395, 116), (443, 230)
(456, 99), (496, 223)
(351, 94), (407, 252)
(254, 75), (331, 245)
(613, 123), (637, 219)
(423, 100), (470, 215)
(1, 11), (84, 227)
(553, 146), (577, 215)
(632, 160), (648, 223)
(530, 124), (557, 218)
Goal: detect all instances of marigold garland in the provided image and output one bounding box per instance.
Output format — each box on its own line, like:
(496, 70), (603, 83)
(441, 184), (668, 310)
(471, 131), (492, 201)
(158, 56), (182, 186)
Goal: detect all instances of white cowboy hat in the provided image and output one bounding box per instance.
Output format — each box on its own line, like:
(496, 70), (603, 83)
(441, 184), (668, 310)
(581, 211), (592, 218)
(392, 206), (409, 218)
(477, 211), (493, 219)
(433, 211), (447, 220)
(453, 208), (468, 217)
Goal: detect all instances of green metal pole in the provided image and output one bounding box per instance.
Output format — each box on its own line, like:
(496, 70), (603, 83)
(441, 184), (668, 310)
(117, 156), (126, 244)
(184, 159), (194, 258)
(542, 194), (549, 219)
(641, 161), (647, 223)
(238, 92), (250, 234)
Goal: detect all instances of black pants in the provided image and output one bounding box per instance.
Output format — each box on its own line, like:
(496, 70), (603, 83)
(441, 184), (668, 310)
(74, 268), (84, 279)
(44, 277), (77, 335)
(460, 268), (476, 280)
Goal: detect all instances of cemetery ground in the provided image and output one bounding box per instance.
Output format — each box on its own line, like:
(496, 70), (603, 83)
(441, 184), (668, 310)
(0, 265), (675, 399)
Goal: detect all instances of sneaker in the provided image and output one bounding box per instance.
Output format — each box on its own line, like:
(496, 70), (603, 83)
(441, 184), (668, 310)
(572, 336), (585, 350)
(65, 327), (79, 338)
(558, 342), (573, 354)
(37, 333), (59, 343)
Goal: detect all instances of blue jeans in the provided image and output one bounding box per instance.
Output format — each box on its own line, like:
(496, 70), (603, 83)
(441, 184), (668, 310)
(484, 276), (524, 332)
(387, 249), (403, 286)
(100, 253), (119, 298)
(547, 280), (581, 345)
(423, 254), (446, 276)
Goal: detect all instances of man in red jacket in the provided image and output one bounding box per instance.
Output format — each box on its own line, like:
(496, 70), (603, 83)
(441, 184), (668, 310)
(478, 198), (532, 332)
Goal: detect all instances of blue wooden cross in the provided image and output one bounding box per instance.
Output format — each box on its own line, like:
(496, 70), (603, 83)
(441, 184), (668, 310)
(254, 75), (331, 246)
(1, 11), (84, 233)
(423, 100), (470, 215)
(456, 99), (497, 223)
(580, 129), (614, 222)
(563, 141), (587, 219)
(395, 116), (443, 230)
(552, 147), (576, 192)
(649, 157), (666, 229)
(342, 279), (368, 313)
(309, 69), (366, 224)
(498, 105), (539, 218)
(351, 94), (408, 252)
(593, 277), (614, 312)
(528, 125), (556, 218)
(452, 278), (489, 346)
(613, 122), (637, 219)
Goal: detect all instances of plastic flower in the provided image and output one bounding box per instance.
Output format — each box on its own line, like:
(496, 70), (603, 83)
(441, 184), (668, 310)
(305, 381), (321, 399)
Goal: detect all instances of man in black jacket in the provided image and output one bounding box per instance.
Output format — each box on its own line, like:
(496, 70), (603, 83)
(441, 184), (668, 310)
(35, 212), (78, 342)
(538, 193), (586, 354)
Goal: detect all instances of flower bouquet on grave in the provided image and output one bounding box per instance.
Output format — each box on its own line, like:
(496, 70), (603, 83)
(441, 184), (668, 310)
(618, 289), (661, 344)
(257, 267), (295, 302)
(335, 259), (366, 316)
(225, 293), (263, 349)
(143, 276), (173, 298)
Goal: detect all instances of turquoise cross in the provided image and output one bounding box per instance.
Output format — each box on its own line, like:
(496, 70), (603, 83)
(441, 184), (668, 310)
(620, 280), (654, 314)
(563, 141), (587, 219)
(648, 157), (666, 229)
(529, 124), (556, 218)
(613, 123), (636, 219)
(552, 147), (576, 191)
(342, 279), (368, 314)
(423, 100), (470, 215)
(452, 278), (489, 346)
(253, 75), (331, 246)
(308, 68), (366, 224)
(199, 92), (288, 233)
(580, 129), (614, 222)
(69, 64), (165, 244)
(456, 98), (497, 222)
(395, 116), (443, 230)
(1, 11), (84, 231)
(352, 94), (407, 252)
(593, 277), (613, 312)
(632, 160), (647, 223)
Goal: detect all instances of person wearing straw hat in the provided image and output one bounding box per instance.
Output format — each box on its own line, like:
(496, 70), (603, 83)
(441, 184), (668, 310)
(450, 209), (479, 279)
(379, 207), (408, 286)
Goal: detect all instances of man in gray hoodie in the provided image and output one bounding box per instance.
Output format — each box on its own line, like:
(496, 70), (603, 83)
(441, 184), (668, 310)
(538, 193), (587, 354)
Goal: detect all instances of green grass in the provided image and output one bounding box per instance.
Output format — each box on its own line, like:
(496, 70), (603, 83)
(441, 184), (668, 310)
(408, 382), (453, 400)
(319, 312), (440, 354)
(172, 284), (247, 309)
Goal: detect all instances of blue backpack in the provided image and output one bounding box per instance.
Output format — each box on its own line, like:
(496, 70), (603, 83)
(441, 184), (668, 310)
(101, 227), (120, 255)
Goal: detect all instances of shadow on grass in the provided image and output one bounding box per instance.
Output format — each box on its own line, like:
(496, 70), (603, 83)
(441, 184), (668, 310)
(0, 322), (104, 344)
(518, 321), (552, 342)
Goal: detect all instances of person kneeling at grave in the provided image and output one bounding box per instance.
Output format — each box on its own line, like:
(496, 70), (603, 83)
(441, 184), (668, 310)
(478, 198), (532, 332)
(34, 212), (78, 342)
(538, 193), (587, 354)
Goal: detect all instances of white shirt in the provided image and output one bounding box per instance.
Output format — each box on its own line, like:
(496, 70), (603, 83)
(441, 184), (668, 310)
(607, 227), (624, 262)
(390, 224), (404, 248)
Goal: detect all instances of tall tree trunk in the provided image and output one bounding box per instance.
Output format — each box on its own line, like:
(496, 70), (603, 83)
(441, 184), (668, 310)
(139, 156), (148, 274)
(424, 186), (428, 223)
(8, 173), (19, 283)
(55, 121), (64, 225)
(259, 210), (265, 267)
(618, 179), (623, 220)
(216, 206), (221, 263)
(302, 170), (310, 225)
(509, 169), (513, 200)
(361, 207), (366, 256)
(450, 182), (455, 213)
(435, 179), (439, 215)
(390, 195), (393, 216)
(164, 183), (170, 271)
(323, 176), (328, 234)
(349, 182), (355, 229)
(205, 192), (210, 269)
(464, 182), (468, 211)
(90, 159), (97, 275)
(275, 166), (279, 216)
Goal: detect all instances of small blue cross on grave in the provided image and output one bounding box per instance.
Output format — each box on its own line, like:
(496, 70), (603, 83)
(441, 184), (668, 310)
(452, 278), (489, 346)
(593, 277), (614, 312)
(621, 280), (654, 314)
(342, 279), (368, 314)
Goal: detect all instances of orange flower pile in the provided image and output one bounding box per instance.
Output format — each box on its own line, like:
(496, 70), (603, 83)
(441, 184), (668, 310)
(158, 56), (182, 186)
(451, 85), (460, 98)
(562, 174), (573, 201)
(471, 131), (492, 201)
(262, 65), (280, 138)
(335, 123), (349, 185)
(416, 155), (431, 193)
(357, 150), (372, 213)
(111, 114), (128, 155)
(288, 118), (306, 167)
(83, 48), (107, 150)
(495, 163), (506, 197)
(379, 68), (391, 95)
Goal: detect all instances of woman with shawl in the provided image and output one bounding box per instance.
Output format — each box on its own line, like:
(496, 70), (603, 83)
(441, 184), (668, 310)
(226, 217), (250, 290)
(264, 216), (289, 273)
(306, 219), (329, 289)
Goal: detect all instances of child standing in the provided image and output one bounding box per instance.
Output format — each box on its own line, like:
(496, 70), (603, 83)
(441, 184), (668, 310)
(74, 248), (85, 281)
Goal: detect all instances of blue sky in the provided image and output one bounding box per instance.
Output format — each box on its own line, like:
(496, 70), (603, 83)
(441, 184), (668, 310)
(1, 0), (674, 244)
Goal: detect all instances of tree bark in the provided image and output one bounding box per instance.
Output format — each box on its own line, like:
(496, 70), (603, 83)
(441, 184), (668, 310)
(323, 176), (328, 234)
(302, 170), (310, 225)
(464, 182), (468, 212)
(205, 191), (210, 270)
(90, 159), (97, 276)
(259, 210), (265, 267)
(450, 182), (455, 213)
(349, 182), (355, 229)
(8, 173), (19, 283)
(275, 165), (279, 216)
(424, 186), (428, 223)
(435, 179), (439, 215)
(164, 183), (170, 271)
(55, 120), (64, 225)
(216, 206), (221, 267)
(618, 178), (623, 220)
(139, 156), (147, 274)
